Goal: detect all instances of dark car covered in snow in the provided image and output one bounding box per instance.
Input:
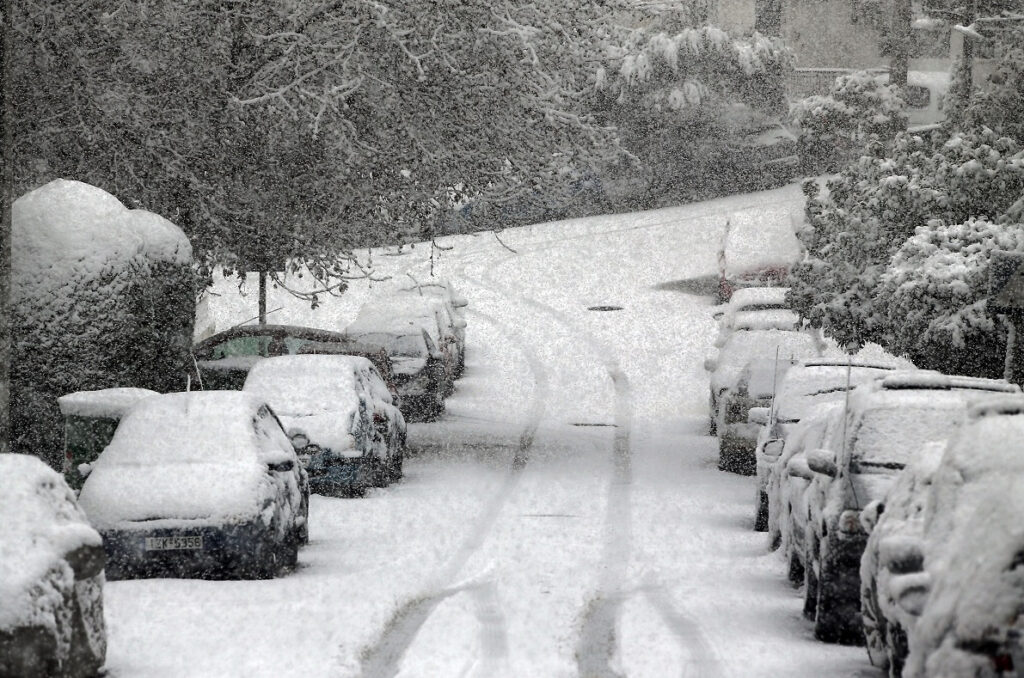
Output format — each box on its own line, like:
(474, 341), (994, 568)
(0, 454), (107, 678)
(77, 392), (308, 580)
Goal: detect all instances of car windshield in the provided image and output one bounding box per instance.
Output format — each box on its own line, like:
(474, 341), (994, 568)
(350, 332), (427, 358)
(721, 331), (819, 369)
(852, 406), (962, 469)
(210, 334), (272, 358)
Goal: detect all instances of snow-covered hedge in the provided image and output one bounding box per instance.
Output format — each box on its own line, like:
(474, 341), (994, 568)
(11, 180), (195, 469)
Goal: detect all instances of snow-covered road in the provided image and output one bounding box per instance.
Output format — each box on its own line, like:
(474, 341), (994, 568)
(102, 185), (878, 677)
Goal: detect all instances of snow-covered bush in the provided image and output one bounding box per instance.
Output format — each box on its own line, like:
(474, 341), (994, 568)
(790, 70), (907, 171)
(11, 180), (195, 469)
(877, 218), (1024, 376)
(788, 123), (1024, 375)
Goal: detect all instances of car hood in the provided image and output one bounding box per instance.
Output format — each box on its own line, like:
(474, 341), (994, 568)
(79, 461), (269, 529)
(278, 413), (361, 458)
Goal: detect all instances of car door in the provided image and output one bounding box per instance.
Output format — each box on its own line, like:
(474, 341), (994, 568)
(253, 404), (303, 539)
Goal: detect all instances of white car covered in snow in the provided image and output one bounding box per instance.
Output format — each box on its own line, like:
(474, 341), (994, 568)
(78, 392), (307, 580)
(1, 454), (107, 678)
(705, 328), (827, 440)
(891, 395), (1024, 677)
(753, 359), (902, 534)
(713, 286), (796, 347)
(715, 204), (802, 303)
(799, 373), (1020, 645)
(244, 355), (403, 495)
(858, 440), (946, 676)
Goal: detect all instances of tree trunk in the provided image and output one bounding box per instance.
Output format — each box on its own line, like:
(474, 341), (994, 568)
(258, 270), (267, 325)
(890, 0), (912, 87)
(0, 0), (13, 456)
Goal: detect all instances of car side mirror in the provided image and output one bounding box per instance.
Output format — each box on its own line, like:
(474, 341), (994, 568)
(860, 499), (885, 534)
(806, 448), (838, 477)
(892, 571), (932, 617)
(704, 357), (717, 372)
(748, 407), (771, 426)
(762, 438), (784, 459)
(268, 459), (295, 473)
(786, 455), (814, 480)
(880, 535), (925, 574)
(78, 463), (93, 479)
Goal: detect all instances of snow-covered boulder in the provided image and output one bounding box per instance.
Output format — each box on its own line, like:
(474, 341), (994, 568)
(11, 179), (195, 469)
(0, 453), (106, 678)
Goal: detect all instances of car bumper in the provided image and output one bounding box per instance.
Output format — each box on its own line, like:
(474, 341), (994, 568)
(100, 521), (269, 579)
(307, 458), (373, 497)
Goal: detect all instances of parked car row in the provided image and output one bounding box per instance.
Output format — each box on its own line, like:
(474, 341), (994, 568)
(704, 286), (833, 474)
(746, 351), (1024, 675)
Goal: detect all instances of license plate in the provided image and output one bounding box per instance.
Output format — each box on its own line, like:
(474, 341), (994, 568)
(145, 535), (203, 551)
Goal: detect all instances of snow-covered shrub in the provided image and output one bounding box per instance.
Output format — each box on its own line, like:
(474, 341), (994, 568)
(788, 124), (1024, 374)
(11, 180), (195, 469)
(878, 218), (1024, 376)
(790, 70), (907, 171)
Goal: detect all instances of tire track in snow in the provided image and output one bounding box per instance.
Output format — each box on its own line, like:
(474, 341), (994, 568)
(357, 308), (544, 678)
(458, 267), (635, 678)
(640, 581), (723, 678)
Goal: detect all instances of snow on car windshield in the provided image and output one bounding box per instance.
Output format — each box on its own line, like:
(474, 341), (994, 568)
(721, 330), (822, 367)
(852, 406), (964, 468)
(244, 356), (361, 416)
(347, 331), (427, 358)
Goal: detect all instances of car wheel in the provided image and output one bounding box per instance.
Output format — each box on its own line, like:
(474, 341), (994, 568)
(886, 622), (909, 677)
(814, 537), (865, 645)
(754, 488), (769, 532)
(786, 546), (804, 586)
(390, 447), (404, 482)
(369, 455), (389, 488)
(67, 577), (106, 678)
(862, 578), (890, 670)
(803, 539), (819, 620)
(281, 537), (299, 570)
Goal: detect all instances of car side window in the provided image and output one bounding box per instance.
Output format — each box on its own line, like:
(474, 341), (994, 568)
(283, 337), (311, 355)
(211, 335), (271, 359)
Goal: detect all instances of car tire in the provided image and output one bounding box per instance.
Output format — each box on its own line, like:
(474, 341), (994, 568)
(814, 537), (866, 645)
(281, 537), (299, 570)
(803, 539), (819, 621)
(787, 548), (804, 586)
(754, 489), (769, 532)
(390, 448), (404, 482)
(887, 622), (908, 677)
(862, 578), (890, 671)
(66, 577), (106, 678)
(370, 456), (389, 488)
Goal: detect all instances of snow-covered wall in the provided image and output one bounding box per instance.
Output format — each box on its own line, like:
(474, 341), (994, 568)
(11, 179), (195, 469)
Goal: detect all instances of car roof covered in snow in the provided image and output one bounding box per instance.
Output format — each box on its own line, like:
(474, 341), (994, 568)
(0, 454), (102, 632)
(57, 387), (160, 419)
(727, 286), (790, 309)
(244, 355), (367, 417)
(729, 308), (799, 332)
(721, 206), (802, 277)
(773, 362), (897, 421)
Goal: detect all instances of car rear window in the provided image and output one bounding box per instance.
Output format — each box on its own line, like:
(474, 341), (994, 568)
(210, 335), (271, 358)
(852, 406), (961, 468)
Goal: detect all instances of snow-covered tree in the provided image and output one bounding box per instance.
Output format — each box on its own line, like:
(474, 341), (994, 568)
(789, 30), (1024, 377)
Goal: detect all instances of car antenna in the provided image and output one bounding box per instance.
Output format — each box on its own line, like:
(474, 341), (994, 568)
(843, 352), (861, 506)
(190, 354), (205, 391)
(226, 306), (283, 331)
(770, 346), (781, 427)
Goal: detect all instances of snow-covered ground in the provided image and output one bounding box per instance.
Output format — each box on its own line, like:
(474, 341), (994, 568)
(102, 183), (877, 677)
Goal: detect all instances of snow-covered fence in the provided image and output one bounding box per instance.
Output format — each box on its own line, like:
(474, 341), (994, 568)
(11, 180), (195, 469)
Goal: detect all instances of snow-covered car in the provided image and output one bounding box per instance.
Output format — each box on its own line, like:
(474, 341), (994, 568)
(193, 324), (386, 391)
(713, 286), (797, 347)
(77, 392), (307, 580)
(716, 356), (800, 475)
(342, 324), (448, 422)
(243, 355), (401, 495)
(895, 395), (1024, 677)
(386, 277), (468, 375)
(715, 204), (802, 303)
(705, 328), (827, 439)
(753, 359), (902, 533)
(0, 454), (107, 678)
(354, 293), (462, 393)
(858, 440), (945, 676)
(57, 388), (159, 491)
(799, 373), (1020, 644)
(773, 402), (846, 586)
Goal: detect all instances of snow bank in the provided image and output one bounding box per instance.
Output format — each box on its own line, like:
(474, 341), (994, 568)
(0, 454), (103, 633)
